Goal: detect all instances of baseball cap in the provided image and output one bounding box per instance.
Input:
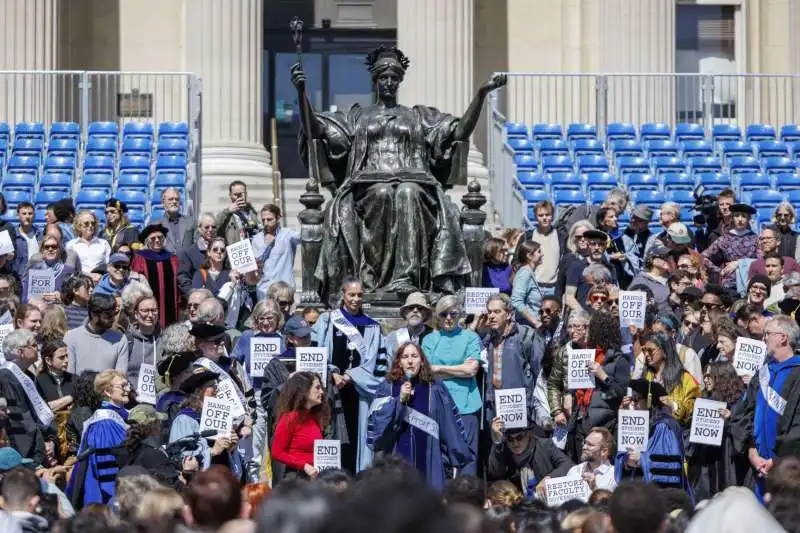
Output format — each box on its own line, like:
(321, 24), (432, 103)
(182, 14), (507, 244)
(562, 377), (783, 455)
(108, 253), (131, 266)
(0, 447), (34, 471)
(667, 223), (692, 245)
(285, 316), (312, 338)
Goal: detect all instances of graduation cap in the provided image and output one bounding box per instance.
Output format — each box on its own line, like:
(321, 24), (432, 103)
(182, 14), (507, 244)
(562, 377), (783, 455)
(190, 323), (227, 343)
(179, 369), (219, 394)
(157, 350), (197, 386)
(629, 379), (668, 409)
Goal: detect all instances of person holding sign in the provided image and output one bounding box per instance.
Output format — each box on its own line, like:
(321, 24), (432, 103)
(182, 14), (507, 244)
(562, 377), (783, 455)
(124, 294), (161, 404)
(191, 237), (232, 297)
(130, 222), (180, 328)
(24, 235), (74, 304)
(731, 315), (800, 501)
(614, 379), (692, 495)
(640, 333), (700, 426)
(312, 277), (388, 473)
(367, 342), (473, 490)
(271, 372), (329, 479)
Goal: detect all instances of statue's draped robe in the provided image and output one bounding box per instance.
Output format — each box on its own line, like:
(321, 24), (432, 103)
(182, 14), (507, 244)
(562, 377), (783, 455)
(302, 103), (471, 297)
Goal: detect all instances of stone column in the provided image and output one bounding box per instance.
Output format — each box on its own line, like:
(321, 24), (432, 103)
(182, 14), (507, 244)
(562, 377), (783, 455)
(397, 0), (488, 186)
(0, 0), (59, 123)
(185, 0), (273, 214)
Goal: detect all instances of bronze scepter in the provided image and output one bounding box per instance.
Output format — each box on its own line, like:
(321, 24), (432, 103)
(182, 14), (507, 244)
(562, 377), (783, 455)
(289, 17), (319, 187)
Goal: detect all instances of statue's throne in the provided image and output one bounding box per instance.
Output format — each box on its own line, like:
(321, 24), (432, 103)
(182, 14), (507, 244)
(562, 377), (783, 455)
(296, 139), (489, 318)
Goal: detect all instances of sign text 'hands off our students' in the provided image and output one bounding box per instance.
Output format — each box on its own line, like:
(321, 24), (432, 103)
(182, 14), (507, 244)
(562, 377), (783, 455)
(226, 239), (258, 274)
(618, 291), (646, 329)
(567, 349), (596, 390)
(200, 396), (234, 438)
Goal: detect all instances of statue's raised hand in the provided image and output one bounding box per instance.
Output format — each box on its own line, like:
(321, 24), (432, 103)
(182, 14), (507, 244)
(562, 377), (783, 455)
(290, 63), (306, 92)
(480, 74), (507, 96)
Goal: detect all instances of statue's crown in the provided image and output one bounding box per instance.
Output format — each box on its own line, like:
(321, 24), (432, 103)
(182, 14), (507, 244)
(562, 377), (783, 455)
(365, 45), (410, 74)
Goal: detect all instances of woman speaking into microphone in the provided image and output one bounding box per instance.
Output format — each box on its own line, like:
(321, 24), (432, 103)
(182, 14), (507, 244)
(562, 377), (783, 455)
(367, 342), (473, 490)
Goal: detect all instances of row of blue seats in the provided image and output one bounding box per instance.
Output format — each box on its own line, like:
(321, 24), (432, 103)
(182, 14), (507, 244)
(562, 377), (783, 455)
(505, 122), (800, 144)
(1, 171), (186, 198)
(0, 137), (189, 162)
(0, 121), (190, 144)
(4, 189), (174, 221)
(1, 154), (188, 181)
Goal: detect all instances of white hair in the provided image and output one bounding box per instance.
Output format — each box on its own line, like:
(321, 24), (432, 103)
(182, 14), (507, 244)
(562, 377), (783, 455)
(660, 201), (681, 218)
(768, 315), (800, 351)
(3, 329), (35, 363)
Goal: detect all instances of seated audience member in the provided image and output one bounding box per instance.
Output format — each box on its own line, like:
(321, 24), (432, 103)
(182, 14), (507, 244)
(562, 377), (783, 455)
(482, 237), (513, 295)
(65, 293), (128, 374)
(92, 252), (135, 297)
(61, 273), (94, 330)
(566, 427), (617, 492)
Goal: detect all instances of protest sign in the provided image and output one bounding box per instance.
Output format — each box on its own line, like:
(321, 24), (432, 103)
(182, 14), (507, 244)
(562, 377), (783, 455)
(27, 270), (55, 299)
(226, 239), (258, 273)
(296, 347), (328, 382)
(249, 337), (281, 378)
(0, 231), (12, 255)
(135, 364), (157, 405)
(0, 323), (13, 358)
(464, 287), (499, 315)
(495, 388), (527, 429)
(689, 398), (726, 446)
(733, 337), (767, 377)
(544, 476), (591, 507)
(314, 439), (341, 471)
(619, 291), (646, 329)
(200, 396), (233, 438)
(617, 410), (650, 452)
(567, 349), (596, 390)
(216, 379), (246, 419)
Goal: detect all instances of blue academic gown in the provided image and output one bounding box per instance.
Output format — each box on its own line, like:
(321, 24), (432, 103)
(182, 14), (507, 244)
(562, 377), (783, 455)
(66, 402), (128, 509)
(367, 378), (474, 490)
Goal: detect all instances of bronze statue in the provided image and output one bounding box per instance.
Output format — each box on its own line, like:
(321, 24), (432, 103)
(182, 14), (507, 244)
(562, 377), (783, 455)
(291, 45), (506, 301)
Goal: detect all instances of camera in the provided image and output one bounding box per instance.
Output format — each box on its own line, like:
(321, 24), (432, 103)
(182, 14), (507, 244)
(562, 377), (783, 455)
(693, 185), (720, 229)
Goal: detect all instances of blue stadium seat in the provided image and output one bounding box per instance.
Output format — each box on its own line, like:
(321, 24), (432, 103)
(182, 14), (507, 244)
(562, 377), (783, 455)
(119, 156), (152, 188)
(34, 190), (68, 210)
(606, 123), (637, 142)
(632, 190), (665, 209)
(576, 155), (609, 173)
(553, 190), (586, 209)
(788, 189), (800, 208)
(746, 124), (777, 142)
(47, 138), (79, 159)
(11, 138), (44, 159)
(121, 137), (153, 158)
(507, 137), (534, 154)
(4, 190), (31, 210)
(6, 156), (39, 178)
(775, 173), (800, 191)
(666, 190), (694, 208)
(679, 210), (694, 224)
(0, 123), (10, 144)
(610, 140), (643, 159)
(566, 123), (597, 141)
(505, 122), (528, 138)
(720, 141), (753, 161)
(86, 137), (117, 159)
(738, 172), (771, 193)
(116, 189), (147, 211)
(549, 172), (582, 193)
(712, 124), (742, 143)
(627, 174), (659, 192)
(789, 142), (800, 161)
(532, 123), (563, 141)
(617, 157), (650, 179)
(589, 190), (609, 205)
(158, 121), (190, 143)
(781, 125), (800, 142)
(122, 122), (155, 142)
(517, 171), (545, 188)
(523, 189), (548, 203)
(689, 157), (722, 174)
(14, 122), (45, 142)
(117, 174), (150, 195)
(697, 172), (731, 194)
(148, 207), (166, 223)
(34, 208), (47, 228)
(514, 154), (538, 170)
(728, 156), (761, 176)
(39, 173), (72, 194)
(764, 156), (797, 175)
(640, 123), (671, 142)
(82, 155), (115, 179)
(538, 139), (569, 158)
(585, 172), (617, 192)
(49, 122), (80, 142)
(155, 155), (187, 181)
(128, 210), (145, 229)
(681, 140), (714, 159)
(2, 173), (35, 195)
(0, 139), (7, 154)
(572, 139), (604, 157)
(749, 190), (785, 208)
(541, 155), (573, 174)
(80, 174), (113, 195)
(43, 156), (76, 177)
(651, 156), (686, 176)
(75, 189), (109, 210)
(662, 172), (694, 192)
(674, 123), (705, 143)
(756, 140), (789, 159)
(87, 121), (119, 141)
(645, 140), (679, 158)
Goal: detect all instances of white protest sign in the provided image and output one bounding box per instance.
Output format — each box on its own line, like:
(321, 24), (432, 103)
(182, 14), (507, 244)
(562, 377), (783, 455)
(619, 291), (646, 329)
(733, 337), (767, 377)
(135, 364), (157, 405)
(544, 476), (591, 507)
(314, 439), (341, 471)
(0, 323), (13, 358)
(296, 347), (328, 382)
(249, 337), (281, 378)
(226, 239), (258, 274)
(617, 409), (650, 452)
(689, 398), (726, 446)
(464, 287), (499, 315)
(552, 424), (569, 450)
(199, 396), (233, 438)
(567, 348), (596, 390)
(27, 270), (55, 299)
(0, 231), (12, 256)
(216, 379), (246, 419)
(495, 388), (527, 429)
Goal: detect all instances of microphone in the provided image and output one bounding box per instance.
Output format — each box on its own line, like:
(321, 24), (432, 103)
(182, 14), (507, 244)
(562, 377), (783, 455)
(165, 430), (218, 453)
(404, 370), (414, 381)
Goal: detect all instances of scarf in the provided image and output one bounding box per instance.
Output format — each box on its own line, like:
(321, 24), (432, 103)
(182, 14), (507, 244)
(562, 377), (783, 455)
(338, 307), (378, 328)
(754, 355), (800, 459)
(178, 407), (201, 422)
(137, 249), (172, 262)
(575, 347), (607, 410)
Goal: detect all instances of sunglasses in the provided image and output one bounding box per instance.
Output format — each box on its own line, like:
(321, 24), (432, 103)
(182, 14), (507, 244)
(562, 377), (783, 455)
(590, 295), (608, 303)
(41, 244), (59, 251)
(540, 307), (558, 315)
(683, 319), (699, 328)
(439, 311), (460, 319)
(277, 300), (292, 307)
(701, 302), (723, 310)
(507, 432), (528, 444)
(210, 248), (226, 253)
(110, 263), (130, 271)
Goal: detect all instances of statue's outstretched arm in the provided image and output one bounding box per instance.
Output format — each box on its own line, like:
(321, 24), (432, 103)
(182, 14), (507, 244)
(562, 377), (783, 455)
(453, 74), (507, 142)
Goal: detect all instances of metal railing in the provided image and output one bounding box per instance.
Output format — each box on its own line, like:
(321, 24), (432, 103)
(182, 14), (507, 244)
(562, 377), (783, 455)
(0, 70), (203, 218)
(486, 72), (800, 227)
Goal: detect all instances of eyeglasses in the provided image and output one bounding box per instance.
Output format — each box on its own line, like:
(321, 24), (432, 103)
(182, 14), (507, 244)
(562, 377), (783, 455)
(567, 323), (587, 330)
(575, 234), (587, 241)
(439, 311), (460, 319)
(507, 432), (528, 444)
(110, 264), (130, 271)
(111, 383), (131, 392)
(683, 319), (699, 328)
(149, 235), (165, 242)
(776, 213), (792, 219)
(81, 221), (96, 227)
(256, 314), (278, 322)
(187, 302), (200, 310)
(763, 330), (786, 339)
(642, 346), (658, 355)
(41, 244), (58, 251)
(607, 298), (619, 306)
(201, 224), (217, 230)
(405, 305), (427, 313)
(137, 308), (158, 315)
(588, 241), (606, 248)
(701, 301), (723, 310)
(540, 307), (558, 315)
(210, 248), (225, 253)
(277, 300), (292, 307)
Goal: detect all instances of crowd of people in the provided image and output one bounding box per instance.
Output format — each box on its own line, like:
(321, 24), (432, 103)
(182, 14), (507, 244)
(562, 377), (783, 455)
(0, 178), (799, 533)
